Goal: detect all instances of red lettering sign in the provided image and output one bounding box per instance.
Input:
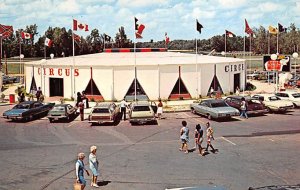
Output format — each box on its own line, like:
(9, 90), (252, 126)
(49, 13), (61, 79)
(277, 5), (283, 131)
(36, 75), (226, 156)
(58, 68), (62, 76)
(265, 60), (281, 71)
(65, 68), (70, 76)
(74, 69), (79, 76)
(49, 68), (54, 76)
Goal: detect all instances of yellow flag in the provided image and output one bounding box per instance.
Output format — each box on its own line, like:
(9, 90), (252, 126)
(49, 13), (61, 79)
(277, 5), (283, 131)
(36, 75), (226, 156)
(269, 25), (278, 35)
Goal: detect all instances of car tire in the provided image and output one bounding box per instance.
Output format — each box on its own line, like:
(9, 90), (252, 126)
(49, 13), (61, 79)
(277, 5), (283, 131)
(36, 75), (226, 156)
(191, 108), (195, 114)
(207, 114), (212, 120)
(49, 119), (53, 123)
(267, 107), (272, 113)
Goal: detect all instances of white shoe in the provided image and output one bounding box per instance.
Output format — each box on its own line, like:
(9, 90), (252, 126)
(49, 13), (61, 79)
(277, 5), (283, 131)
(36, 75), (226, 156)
(93, 183), (100, 188)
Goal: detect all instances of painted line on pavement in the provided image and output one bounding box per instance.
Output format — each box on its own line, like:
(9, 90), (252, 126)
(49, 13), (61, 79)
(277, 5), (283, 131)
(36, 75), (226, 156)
(221, 136), (237, 145)
(67, 121), (79, 128)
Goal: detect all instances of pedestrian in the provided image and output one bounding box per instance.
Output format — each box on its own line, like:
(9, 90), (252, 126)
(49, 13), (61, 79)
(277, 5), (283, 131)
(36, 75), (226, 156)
(209, 87), (214, 98)
(78, 101), (84, 121)
(157, 98), (163, 119)
(20, 92), (25, 102)
(36, 87), (42, 101)
(240, 97), (248, 119)
(236, 86), (240, 96)
(120, 98), (127, 121)
(75, 153), (90, 190)
(82, 91), (89, 108)
(194, 124), (204, 156)
(89, 146), (99, 188)
(205, 122), (216, 153)
(76, 92), (82, 107)
(179, 120), (189, 154)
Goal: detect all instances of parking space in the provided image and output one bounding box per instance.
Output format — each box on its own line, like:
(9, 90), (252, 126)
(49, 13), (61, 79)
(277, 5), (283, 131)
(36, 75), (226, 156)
(0, 105), (300, 190)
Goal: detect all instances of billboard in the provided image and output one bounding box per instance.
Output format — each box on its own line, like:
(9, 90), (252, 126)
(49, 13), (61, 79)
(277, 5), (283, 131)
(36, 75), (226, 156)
(263, 55), (291, 72)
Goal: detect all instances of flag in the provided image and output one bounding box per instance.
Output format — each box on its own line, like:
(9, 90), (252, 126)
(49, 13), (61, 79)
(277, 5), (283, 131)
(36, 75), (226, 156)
(278, 23), (287, 33)
(226, 30), (236, 37)
(196, 19), (203, 34)
(104, 34), (111, 42)
(21, 31), (32, 39)
(268, 25), (278, 35)
(0, 24), (13, 38)
(73, 33), (81, 42)
(73, 19), (89, 31)
(135, 17), (145, 39)
(245, 19), (253, 35)
(44, 37), (52, 47)
(165, 32), (170, 44)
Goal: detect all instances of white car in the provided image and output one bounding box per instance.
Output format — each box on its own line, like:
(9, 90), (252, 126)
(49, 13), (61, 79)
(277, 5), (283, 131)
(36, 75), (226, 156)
(128, 101), (157, 124)
(252, 94), (294, 112)
(275, 91), (300, 107)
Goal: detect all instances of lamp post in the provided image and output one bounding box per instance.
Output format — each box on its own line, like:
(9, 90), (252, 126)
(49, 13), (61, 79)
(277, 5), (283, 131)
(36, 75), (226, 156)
(20, 54), (24, 84)
(270, 53), (277, 93)
(50, 53), (54, 59)
(292, 52), (298, 85)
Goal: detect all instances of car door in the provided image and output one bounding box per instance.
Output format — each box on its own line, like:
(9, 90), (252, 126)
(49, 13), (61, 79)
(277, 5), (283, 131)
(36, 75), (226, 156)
(150, 101), (158, 113)
(197, 101), (209, 116)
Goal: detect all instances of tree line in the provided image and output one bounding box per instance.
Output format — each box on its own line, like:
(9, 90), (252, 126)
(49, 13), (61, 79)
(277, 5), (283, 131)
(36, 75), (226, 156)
(1, 23), (300, 58)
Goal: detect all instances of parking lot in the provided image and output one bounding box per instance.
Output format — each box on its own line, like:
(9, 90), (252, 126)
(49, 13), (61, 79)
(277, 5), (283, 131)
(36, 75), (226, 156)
(0, 104), (300, 190)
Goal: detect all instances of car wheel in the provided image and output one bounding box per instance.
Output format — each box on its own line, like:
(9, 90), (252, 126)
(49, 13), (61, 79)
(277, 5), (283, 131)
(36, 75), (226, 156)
(49, 119), (53, 123)
(191, 108), (195, 114)
(207, 114), (212, 120)
(267, 107), (272, 113)
(67, 116), (70, 121)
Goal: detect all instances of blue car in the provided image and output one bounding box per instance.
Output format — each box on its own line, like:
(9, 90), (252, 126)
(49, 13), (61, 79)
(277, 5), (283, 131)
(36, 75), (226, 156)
(3, 101), (55, 121)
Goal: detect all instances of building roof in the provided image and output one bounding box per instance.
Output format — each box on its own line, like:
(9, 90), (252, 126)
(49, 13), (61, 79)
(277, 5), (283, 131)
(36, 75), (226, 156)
(26, 51), (244, 67)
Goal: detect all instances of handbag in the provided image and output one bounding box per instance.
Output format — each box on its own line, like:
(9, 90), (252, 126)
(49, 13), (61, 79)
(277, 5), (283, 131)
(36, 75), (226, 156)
(74, 182), (84, 190)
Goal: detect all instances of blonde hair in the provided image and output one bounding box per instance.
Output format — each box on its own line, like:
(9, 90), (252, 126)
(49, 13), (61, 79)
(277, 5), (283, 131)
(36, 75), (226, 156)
(78, 152), (85, 159)
(90, 145), (97, 152)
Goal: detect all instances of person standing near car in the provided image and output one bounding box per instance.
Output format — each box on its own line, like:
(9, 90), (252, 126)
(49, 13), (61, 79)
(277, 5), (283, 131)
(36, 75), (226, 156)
(157, 98), (163, 119)
(120, 98), (127, 121)
(36, 87), (42, 101)
(78, 101), (84, 121)
(240, 97), (248, 119)
(179, 120), (189, 154)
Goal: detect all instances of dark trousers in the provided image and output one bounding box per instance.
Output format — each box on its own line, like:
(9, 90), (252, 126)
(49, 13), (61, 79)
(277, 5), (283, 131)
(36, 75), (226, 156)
(121, 107), (126, 120)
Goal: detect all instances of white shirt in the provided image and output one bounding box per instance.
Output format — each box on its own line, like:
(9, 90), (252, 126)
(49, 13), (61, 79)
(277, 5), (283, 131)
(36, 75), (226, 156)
(120, 100), (126, 108)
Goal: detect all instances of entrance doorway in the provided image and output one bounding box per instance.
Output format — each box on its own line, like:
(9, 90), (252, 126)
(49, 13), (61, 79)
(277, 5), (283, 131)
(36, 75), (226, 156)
(49, 78), (63, 97)
(234, 73), (240, 92)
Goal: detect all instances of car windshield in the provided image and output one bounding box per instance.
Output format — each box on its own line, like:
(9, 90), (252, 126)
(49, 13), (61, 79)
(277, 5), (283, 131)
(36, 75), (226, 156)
(93, 108), (109, 113)
(133, 106), (150, 111)
(14, 104), (30, 109)
(210, 101), (228, 107)
(52, 106), (65, 111)
(292, 93), (300, 98)
(269, 96), (280, 101)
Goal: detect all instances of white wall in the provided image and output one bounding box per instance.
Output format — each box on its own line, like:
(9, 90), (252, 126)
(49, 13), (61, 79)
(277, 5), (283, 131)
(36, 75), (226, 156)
(200, 64), (215, 96)
(159, 65), (179, 100)
(137, 65), (159, 100)
(181, 65), (198, 98)
(114, 66), (135, 100)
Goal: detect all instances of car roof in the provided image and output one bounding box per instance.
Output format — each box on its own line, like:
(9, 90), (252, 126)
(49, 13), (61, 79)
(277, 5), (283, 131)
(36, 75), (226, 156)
(203, 99), (225, 103)
(226, 96), (251, 100)
(19, 101), (38, 105)
(54, 104), (70, 107)
(94, 103), (114, 108)
(131, 101), (150, 106)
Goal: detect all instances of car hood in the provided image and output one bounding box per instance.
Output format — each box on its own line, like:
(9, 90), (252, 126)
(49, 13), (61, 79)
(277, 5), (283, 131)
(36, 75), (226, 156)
(264, 100), (294, 107)
(3, 109), (28, 115)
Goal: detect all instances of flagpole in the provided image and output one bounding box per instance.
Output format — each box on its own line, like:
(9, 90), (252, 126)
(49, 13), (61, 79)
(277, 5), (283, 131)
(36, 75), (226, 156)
(243, 25), (246, 96)
(195, 37), (198, 98)
(276, 26), (279, 54)
(225, 30), (227, 57)
(44, 44), (46, 59)
(268, 32), (270, 54)
(19, 36), (22, 84)
(104, 35), (106, 50)
(134, 18), (137, 102)
(249, 34), (252, 74)
(0, 35), (2, 94)
(72, 21), (75, 100)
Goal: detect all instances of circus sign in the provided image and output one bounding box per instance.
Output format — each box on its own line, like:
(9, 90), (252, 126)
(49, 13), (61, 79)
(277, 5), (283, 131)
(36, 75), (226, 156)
(263, 55), (291, 72)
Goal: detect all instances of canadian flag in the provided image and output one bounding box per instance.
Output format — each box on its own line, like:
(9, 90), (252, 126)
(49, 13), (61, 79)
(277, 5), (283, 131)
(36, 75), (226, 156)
(135, 24), (145, 39)
(21, 31), (32, 39)
(44, 37), (52, 47)
(165, 32), (170, 44)
(73, 19), (89, 31)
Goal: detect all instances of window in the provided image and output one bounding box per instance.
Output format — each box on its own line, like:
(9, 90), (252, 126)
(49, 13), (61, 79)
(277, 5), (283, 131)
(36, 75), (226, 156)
(133, 106), (150, 111)
(292, 93), (300, 98)
(269, 96), (280, 101)
(211, 101), (228, 108)
(93, 108), (109, 113)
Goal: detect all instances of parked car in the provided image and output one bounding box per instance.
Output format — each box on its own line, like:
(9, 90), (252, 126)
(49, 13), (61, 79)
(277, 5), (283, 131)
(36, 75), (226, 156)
(88, 103), (120, 125)
(3, 101), (55, 121)
(275, 91), (300, 107)
(288, 75), (300, 87)
(2, 75), (17, 84)
(252, 94), (294, 113)
(128, 101), (157, 124)
(47, 104), (77, 122)
(190, 99), (240, 120)
(224, 96), (268, 115)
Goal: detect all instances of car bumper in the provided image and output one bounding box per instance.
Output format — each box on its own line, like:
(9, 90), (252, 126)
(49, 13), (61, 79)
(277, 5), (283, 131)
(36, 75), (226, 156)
(47, 116), (67, 120)
(247, 109), (269, 115)
(88, 120), (114, 124)
(3, 115), (23, 120)
(129, 117), (156, 124)
(217, 113), (239, 118)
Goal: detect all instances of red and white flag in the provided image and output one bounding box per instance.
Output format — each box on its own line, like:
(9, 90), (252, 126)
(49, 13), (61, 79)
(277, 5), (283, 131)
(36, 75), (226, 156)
(21, 31), (32, 39)
(0, 24), (13, 38)
(44, 37), (52, 47)
(165, 32), (170, 44)
(245, 19), (253, 35)
(225, 30), (236, 38)
(73, 19), (89, 31)
(135, 17), (145, 39)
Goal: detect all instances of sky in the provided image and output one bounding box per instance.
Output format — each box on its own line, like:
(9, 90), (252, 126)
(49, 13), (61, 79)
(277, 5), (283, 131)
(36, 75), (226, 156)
(1, 0), (300, 42)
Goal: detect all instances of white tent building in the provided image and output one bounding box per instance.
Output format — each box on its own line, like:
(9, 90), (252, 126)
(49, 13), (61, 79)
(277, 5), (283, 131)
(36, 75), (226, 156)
(24, 49), (246, 101)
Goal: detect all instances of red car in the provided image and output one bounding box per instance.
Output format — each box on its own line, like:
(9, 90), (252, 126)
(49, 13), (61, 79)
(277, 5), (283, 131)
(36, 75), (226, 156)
(224, 96), (268, 115)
